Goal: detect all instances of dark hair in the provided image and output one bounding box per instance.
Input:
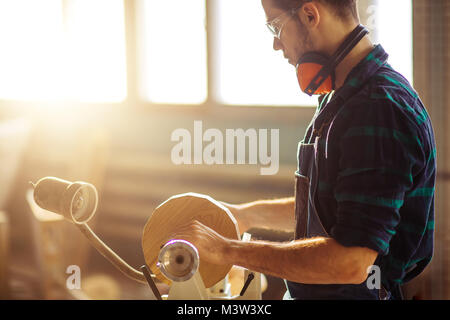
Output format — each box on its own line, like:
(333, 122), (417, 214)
(274, 0), (359, 21)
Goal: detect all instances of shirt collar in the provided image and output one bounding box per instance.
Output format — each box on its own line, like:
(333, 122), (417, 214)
(312, 45), (389, 128)
(334, 44), (389, 102)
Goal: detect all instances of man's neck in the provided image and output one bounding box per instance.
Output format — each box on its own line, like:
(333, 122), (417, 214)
(333, 35), (374, 90)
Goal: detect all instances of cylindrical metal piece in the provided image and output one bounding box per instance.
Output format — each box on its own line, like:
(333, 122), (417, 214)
(32, 177), (98, 224)
(157, 240), (199, 282)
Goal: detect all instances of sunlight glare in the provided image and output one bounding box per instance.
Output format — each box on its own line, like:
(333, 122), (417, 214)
(138, 0), (208, 104)
(0, 0), (127, 103)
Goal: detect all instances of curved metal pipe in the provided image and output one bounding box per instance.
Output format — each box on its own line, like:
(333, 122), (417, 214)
(76, 223), (150, 284)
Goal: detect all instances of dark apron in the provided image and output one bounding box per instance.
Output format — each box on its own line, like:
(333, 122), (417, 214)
(284, 121), (389, 300)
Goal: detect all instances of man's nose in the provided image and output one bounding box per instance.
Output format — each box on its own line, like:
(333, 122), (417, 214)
(273, 37), (283, 51)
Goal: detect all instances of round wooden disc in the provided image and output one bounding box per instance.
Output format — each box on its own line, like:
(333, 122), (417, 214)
(142, 193), (240, 288)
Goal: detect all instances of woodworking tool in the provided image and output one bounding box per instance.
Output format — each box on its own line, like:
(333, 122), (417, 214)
(31, 176), (263, 300)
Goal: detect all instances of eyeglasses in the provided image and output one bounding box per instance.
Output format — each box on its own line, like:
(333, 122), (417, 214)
(266, 5), (303, 39)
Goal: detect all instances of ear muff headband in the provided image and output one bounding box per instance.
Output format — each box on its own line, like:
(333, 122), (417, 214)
(297, 24), (369, 96)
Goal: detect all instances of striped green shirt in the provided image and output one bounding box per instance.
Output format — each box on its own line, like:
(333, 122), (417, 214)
(304, 45), (436, 293)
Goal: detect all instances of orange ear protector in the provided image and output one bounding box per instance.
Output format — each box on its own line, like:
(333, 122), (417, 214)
(296, 24), (369, 96)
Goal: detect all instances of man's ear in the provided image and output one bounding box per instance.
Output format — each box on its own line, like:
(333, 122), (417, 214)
(299, 2), (321, 28)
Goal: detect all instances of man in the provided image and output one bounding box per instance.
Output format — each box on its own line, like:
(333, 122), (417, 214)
(173, 0), (436, 300)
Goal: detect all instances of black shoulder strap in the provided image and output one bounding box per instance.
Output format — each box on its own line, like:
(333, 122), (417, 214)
(304, 25), (369, 96)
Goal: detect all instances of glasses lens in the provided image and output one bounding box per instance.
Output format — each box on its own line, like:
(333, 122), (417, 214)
(266, 4), (303, 39)
(266, 22), (279, 38)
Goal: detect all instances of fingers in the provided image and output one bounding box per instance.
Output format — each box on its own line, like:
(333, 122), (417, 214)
(169, 220), (201, 240)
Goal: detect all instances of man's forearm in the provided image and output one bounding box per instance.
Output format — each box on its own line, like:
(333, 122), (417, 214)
(223, 197), (296, 232)
(223, 237), (376, 285)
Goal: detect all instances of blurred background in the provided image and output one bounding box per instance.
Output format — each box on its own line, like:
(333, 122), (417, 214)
(0, 0), (448, 300)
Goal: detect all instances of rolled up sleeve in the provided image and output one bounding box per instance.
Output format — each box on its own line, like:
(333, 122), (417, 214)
(330, 101), (420, 255)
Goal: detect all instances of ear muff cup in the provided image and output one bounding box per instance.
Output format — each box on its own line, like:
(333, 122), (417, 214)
(296, 52), (335, 96)
(295, 25), (369, 96)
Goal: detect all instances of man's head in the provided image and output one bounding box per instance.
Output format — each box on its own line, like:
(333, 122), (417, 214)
(272, 0), (359, 22)
(262, 0), (360, 66)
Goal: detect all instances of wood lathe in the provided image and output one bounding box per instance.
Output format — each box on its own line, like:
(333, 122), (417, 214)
(30, 177), (264, 300)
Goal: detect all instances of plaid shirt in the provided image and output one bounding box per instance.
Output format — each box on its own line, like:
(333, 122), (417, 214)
(303, 45), (436, 292)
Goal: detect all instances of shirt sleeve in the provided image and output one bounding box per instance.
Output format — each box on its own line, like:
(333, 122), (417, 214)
(330, 98), (422, 255)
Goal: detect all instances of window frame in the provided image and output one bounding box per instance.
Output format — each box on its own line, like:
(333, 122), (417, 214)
(125, 0), (316, 124)
(0, 0), (413, 126)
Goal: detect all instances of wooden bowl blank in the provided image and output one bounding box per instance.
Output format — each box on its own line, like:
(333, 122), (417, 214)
(142, 193), (240, 288)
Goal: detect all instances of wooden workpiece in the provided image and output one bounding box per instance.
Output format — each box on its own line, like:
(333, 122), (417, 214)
(142, 193), (240, 288)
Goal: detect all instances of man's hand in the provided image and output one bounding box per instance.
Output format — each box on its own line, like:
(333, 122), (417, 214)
(221, 198), (296, 233)
(170, 220), (231, 266)
(220, 202), (250, 234)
